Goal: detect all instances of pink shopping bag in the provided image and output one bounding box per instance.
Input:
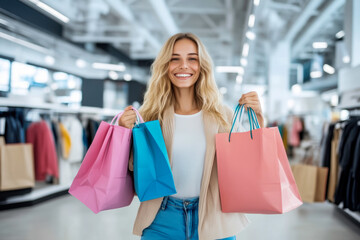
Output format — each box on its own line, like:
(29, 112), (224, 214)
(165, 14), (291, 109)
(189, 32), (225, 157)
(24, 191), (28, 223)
(215, 105), (302, 214)
(69, 109), (142, 213)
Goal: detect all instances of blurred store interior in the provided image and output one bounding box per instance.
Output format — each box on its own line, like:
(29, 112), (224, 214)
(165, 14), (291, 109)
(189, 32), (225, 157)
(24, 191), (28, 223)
(0, 0), (360, 239)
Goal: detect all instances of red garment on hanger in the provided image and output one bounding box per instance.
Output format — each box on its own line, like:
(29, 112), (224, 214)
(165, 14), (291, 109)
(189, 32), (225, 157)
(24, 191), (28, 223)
(289, 117), (303, 147)
(26, 121), (59, 181)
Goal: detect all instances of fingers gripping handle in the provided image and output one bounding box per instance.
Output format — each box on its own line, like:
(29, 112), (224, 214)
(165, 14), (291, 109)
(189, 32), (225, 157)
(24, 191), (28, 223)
(110, 107), (144, 125)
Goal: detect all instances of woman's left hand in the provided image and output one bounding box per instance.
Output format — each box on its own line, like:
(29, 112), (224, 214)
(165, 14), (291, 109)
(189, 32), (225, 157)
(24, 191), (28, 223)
(238, 91), (264, 128)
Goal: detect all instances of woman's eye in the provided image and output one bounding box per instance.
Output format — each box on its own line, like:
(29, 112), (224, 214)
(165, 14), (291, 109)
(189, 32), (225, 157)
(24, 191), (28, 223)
(170, 58), (179, 61)
(189, 58), (198, 61)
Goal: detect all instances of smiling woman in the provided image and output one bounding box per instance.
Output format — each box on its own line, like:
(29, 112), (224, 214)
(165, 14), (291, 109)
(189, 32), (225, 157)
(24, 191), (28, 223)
(118, 32), (263, 240)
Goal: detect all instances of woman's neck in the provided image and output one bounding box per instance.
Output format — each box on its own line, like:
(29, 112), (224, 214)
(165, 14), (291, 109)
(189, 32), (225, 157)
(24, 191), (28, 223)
(173, 86), (200, 115)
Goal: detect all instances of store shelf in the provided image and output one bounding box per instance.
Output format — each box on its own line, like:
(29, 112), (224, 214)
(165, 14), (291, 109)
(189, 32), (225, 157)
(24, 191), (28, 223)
(337, 89), (360, 110)
(0, 184), (70, 210)
(337, 203), (360, 227)
(301, 75), (337, 92)
(0, 98), (120, 117)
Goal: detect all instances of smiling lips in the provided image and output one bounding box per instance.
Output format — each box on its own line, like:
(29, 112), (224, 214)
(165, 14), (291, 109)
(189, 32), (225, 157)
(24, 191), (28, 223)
(174, 73), (193, 79)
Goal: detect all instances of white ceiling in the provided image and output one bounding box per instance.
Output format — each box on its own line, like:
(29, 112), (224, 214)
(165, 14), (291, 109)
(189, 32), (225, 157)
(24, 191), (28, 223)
(1, 0), (346, 84)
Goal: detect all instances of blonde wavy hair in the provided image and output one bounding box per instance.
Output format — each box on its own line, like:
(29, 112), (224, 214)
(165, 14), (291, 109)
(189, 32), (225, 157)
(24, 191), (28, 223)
(140, 32), (229, 129)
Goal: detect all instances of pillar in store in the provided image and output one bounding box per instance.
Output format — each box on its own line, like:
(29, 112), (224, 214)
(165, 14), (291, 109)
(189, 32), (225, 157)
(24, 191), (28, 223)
(344, 0), (360, 67)
(267, 41), (291, 122)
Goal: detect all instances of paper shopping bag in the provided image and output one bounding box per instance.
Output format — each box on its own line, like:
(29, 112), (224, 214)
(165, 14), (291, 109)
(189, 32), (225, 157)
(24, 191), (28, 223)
(133, 120), (176, 202)
(215, 105), (302, 214)
(69, 110), (137, 214)
(291, 164), (328, 203)
(315, 167), (329, 202)
(0, 142), (35, 191)
(291, 164), (317, 203)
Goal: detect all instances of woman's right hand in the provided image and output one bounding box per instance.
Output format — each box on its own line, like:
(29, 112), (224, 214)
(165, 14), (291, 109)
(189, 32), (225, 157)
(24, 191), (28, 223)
(118, 106), (137, 129)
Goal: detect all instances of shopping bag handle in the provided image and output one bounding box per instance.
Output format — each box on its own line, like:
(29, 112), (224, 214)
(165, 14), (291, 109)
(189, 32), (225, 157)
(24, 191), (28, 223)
(228, 104), (260, 142)
(249, 108), (260, 129)
(110, 107), (144, 125)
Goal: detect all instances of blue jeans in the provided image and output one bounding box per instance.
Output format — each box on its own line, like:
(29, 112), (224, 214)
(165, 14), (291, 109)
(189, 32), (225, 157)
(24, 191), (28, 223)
(141, 196), (236, 240)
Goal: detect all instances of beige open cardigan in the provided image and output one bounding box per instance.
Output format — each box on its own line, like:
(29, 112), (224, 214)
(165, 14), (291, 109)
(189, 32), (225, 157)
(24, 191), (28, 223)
(129, 105), (250, 240)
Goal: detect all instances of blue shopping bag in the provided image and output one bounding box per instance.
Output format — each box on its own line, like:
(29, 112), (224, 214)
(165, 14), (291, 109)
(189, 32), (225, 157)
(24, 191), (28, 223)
(133, 120), (177, 202)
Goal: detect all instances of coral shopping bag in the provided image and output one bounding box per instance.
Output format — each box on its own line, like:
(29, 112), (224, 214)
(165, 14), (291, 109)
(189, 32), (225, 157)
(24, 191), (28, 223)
(69, 110), (139, 213)
(215, 104), (302, 214)
(133, 118), (176, 202)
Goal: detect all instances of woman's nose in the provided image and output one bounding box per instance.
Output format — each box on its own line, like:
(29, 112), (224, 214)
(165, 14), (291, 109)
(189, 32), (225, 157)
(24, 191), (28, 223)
(180, 59), (188, 69)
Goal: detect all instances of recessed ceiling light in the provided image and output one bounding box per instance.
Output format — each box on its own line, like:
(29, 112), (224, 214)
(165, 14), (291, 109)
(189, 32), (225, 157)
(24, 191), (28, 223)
(28, 0), (69, 23)
(335, 30), (345, 39)
(310, 71), (322, 78)
(220, 87), (227, 94)
(236, 75), (243, 84)
(291, 84), (302, 94)
(323, 64), (335, 74)
(242, 43), (249, 57)
(108, 71), (119, 80)
(76, 59), (87, 68)
(240, 58), (248, 67)
(92, 62), (126, 71)
(0, 31), (50, 54)
(45, 55), (55, 65)
(312, 42), (328, 49)
(124, 73), (132, 81)
(216, 66), (244, 75)
(246, 31), (256, 40)
(342, 55), (350, 63)
(248, 14), (255, 28)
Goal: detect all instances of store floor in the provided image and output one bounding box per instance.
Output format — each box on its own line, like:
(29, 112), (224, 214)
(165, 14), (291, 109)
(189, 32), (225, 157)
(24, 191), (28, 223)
(0, 194), (359, 240)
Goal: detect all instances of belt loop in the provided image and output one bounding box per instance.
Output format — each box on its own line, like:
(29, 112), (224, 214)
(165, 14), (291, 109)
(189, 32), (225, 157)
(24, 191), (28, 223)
(161, 196), (168, 210)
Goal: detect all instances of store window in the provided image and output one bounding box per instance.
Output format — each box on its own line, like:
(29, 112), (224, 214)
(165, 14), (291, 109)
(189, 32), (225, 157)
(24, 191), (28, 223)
(11, 61), (49, 95)
(0, 58), (10, 92)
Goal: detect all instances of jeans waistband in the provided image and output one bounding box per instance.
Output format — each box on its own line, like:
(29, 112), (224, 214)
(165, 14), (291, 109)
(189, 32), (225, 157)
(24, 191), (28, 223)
(161, 196), (199, 210)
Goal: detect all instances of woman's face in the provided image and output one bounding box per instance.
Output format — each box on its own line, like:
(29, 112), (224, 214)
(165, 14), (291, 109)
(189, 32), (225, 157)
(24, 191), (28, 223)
(168, 38), (200, 89)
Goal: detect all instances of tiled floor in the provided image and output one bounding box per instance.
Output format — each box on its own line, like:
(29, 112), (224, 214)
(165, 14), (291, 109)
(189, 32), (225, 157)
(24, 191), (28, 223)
(0, 194), (359, 240)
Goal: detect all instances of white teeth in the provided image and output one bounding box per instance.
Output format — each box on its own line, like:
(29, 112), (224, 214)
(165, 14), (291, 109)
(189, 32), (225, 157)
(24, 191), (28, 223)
(176, 74), (191, 77)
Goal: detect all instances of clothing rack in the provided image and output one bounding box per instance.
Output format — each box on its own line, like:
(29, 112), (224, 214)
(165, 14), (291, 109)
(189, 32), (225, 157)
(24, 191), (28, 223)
(332, 105), (360, 227)
(0, 98), (120, 210)
(348, 109), (360, 117)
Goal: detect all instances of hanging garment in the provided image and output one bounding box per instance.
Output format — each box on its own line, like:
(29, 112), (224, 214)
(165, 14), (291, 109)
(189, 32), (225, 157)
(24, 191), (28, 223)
(82, 128), (88, 154)
(86, 119), (100, 147)
(62, 116), (84, 162)
(327, 126), (341, 202)
(350, 130), (360, 210)
(322, 123), (335, 197)
(4, 116), (24, 144)
(3, 108), (26, 144)
(26, 121), (59, 181)
(289, 117), (303, 147)
(334, 120), (360, 207)
(51, 121), (63, 158)
(58, 123), (71, 160)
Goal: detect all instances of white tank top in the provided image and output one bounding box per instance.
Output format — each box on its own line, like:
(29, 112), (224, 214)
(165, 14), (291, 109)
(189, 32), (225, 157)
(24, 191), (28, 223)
(171, 110), (206, 199)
